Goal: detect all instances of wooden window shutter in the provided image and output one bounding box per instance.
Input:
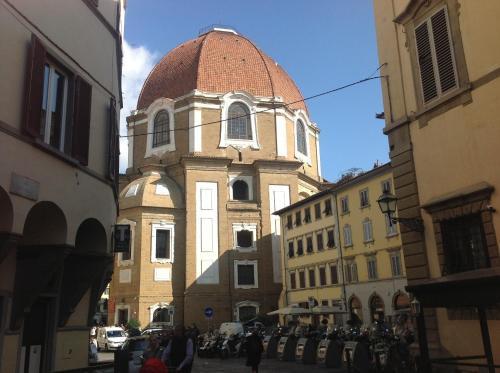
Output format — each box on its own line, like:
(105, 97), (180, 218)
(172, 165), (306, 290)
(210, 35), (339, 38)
(23, 34), (46, 137)
(108, 98), (119, 182)
(415, 21), (438, 103)
(430, 9), (457, 94)
(72, 77), (92, 165)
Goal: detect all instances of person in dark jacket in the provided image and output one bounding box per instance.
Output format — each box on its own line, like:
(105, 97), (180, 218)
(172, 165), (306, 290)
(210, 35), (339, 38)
(245, 331), (264, 373)
(162, 325), (193, 372)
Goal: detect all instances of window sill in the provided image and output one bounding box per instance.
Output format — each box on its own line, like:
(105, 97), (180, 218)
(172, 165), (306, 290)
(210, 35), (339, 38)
(235, 285), (258, 289)
(118, 260), (134, 267)
(415, 85), (471, 121)
(151, 259), (173, 264)
(363, 240), (375, 245)
(234, 246), (257, 252)
(386, 232), (399, 238)
(360, 204), (370, 210)
(344, 244), (353, 249)
(34, 138), (81, 167)
(227, 201), (259, 211)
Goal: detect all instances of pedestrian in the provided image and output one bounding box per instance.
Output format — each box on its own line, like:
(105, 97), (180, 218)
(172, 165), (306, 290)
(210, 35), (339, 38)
(162, 325), (193, 372)
(244, 330), (264, 373)
(143, 335), (163, 360)
(140, 357), (168, 373)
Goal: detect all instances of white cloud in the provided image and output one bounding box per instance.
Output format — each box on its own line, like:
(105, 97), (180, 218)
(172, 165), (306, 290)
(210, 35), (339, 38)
(119, 40), (160, 172)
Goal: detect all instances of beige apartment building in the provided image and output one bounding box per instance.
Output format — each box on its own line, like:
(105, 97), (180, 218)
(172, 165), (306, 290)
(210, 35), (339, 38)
(0, 0), (124, 372)
(276, 163), (408, 325)
(109, 27), (324, 329)
(374, 0), (500, 369)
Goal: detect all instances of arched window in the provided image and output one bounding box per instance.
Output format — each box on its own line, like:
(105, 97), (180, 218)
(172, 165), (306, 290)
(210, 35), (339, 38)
(296, 119), (307, 155)
(370, 294), (385, 322)
(153, 307), (171, 323)
(349, 296), (363, 322)
(232, 180), (249, 200)
(236, 301), (259, 322)
(394, 292), (410, 311)
(153, 110), (170, 147)
(227, 103), (252, 140)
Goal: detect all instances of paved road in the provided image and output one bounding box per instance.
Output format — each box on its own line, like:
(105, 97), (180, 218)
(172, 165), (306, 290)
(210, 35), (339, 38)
(95, 353), (347, 372)
(192, 357), (345, 373)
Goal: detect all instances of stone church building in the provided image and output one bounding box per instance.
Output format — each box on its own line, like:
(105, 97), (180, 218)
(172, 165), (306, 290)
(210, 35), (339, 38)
(109, 27), (324, 328)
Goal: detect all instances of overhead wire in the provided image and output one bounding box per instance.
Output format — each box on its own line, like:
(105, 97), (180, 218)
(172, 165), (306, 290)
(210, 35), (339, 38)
(119, 74), (385, 138)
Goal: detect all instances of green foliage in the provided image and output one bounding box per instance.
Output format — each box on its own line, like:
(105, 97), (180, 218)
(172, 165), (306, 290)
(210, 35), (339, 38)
(127, 318), (141, 330)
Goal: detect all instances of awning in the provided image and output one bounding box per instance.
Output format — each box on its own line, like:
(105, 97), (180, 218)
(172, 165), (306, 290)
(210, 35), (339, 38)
(406, 267), (500, 308)
(310, 305), (347, 315)
(267, 305), (310, 315)
(58, 252), (113, 326)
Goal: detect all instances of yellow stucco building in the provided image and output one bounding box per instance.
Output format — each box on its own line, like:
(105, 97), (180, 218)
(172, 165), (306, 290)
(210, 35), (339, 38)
(373, 0), (500, 369)
(276, 163), (409, 325)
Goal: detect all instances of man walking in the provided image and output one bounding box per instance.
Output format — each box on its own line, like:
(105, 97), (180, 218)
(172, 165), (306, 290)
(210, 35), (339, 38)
(162, 325), (193, 372)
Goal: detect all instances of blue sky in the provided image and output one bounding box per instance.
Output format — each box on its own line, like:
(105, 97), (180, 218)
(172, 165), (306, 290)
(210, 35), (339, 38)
(120, 0), (389, 182)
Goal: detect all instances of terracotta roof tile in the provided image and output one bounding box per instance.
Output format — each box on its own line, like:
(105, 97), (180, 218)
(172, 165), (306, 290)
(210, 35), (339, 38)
(137, 31), (307, 113)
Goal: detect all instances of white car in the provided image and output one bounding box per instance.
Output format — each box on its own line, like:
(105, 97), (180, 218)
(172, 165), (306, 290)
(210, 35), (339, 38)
(96, 327), (127, 351)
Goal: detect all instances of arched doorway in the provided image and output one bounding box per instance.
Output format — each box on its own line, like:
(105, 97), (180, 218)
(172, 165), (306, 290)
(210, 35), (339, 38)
(150, 304), (173, 325)
(349, 295), (363, 323)
(74, 218), (108, 254)
(21, 201), (67, 246)
(153, 308), (171, 323)
(0, 186), (13, 233)
(394, 292), (410, 311)
(235, 301), (259, 322)
(370, 294), (385, 322)
(59, 218), (110, 327)
(17, 201), (68, 373)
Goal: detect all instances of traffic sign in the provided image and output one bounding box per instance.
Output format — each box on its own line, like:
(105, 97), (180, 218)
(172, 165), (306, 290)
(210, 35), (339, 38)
(204, 307), (214, 319)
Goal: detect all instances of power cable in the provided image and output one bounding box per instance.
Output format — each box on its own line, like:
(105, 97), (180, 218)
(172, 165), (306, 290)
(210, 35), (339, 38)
(119, 75), (384, 138)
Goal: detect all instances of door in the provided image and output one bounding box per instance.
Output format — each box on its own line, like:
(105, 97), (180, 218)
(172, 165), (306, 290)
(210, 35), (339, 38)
(20, 298), (51, 373)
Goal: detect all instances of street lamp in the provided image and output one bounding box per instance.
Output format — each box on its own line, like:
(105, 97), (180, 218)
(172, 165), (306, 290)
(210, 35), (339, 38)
(410, 298), (421, 315)
(376, 191), (424, 232)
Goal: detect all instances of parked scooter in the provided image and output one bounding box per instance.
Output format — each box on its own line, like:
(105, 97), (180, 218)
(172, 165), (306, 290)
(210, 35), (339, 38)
(219, 332), (244, 359)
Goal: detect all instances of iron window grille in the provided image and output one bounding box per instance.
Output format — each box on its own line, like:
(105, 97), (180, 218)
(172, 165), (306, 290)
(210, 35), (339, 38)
(441, 214), (490, 275)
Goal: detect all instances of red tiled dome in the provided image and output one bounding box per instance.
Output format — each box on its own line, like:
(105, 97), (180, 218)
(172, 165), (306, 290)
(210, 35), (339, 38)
(137, 29), (308, 113)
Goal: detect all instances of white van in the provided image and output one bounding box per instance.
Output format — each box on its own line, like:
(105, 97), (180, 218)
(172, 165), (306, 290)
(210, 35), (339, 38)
(96, 326), (127, 351)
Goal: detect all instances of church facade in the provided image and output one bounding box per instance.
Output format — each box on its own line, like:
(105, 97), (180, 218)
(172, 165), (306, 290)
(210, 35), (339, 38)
(109, 27), (324, 328)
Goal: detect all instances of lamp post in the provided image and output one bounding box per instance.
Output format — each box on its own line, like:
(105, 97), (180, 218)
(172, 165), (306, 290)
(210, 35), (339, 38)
(410, 296), (430, 372)
(376, 191), (424, 232)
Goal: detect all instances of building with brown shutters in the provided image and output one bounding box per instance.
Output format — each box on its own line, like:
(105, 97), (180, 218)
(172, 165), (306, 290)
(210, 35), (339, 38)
(0, 1), (124, 372)
(109, 26), (324, 330)
(373, 0), (500, 369)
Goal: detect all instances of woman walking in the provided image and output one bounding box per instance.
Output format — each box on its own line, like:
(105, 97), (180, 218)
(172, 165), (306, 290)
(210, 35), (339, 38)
(245, 331), (264, 373)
